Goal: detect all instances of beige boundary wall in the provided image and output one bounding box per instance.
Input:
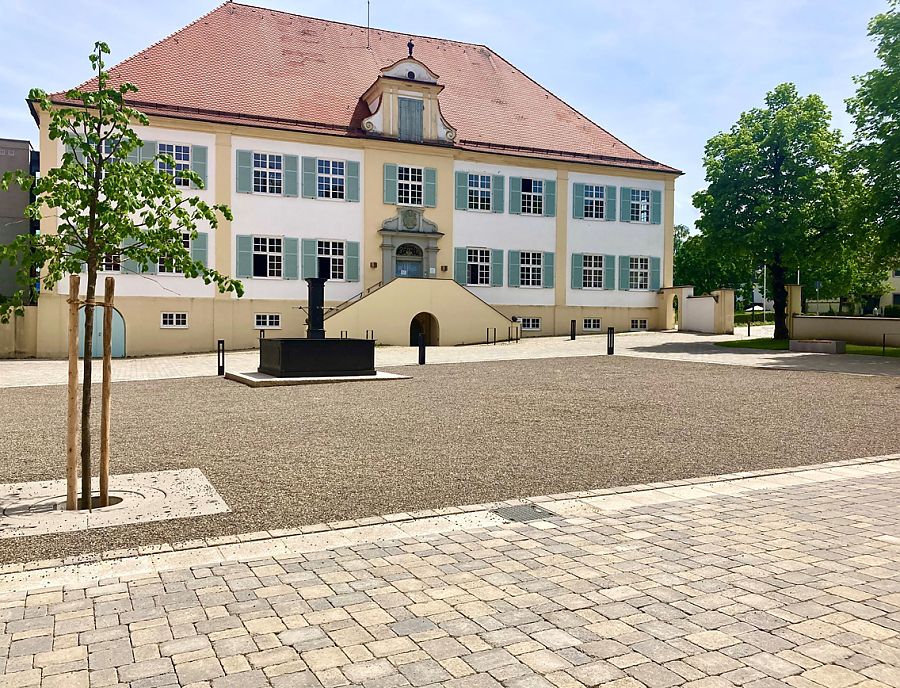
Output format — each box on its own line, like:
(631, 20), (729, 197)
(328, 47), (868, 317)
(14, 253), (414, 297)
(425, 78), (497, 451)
(0, 306), (37, 358)
(791, 315), (900, 347)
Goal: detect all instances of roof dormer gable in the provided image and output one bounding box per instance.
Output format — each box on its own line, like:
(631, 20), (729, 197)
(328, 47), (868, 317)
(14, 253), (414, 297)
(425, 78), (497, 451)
(361, 44), (456, 144)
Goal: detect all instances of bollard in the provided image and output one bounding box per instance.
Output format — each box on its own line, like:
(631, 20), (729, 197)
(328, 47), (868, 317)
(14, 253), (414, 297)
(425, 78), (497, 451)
(571, 319), (576, 341)
(486, 328), (490, 345)
(607, 327), (614, 355)
(493, 328), (497, 345)
(217, 339), (225, 375)
(418, 332), (426, 364)
(748, 318), (751, 337)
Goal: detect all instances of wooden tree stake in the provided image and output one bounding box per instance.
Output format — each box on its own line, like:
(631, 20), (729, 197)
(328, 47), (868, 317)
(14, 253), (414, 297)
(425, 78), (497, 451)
(99, 277), (114, 508)
(66, 275), (80, 511)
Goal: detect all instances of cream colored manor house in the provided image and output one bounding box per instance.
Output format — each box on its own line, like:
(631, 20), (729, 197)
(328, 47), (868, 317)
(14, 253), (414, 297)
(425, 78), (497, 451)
(19, 2), (683, 357)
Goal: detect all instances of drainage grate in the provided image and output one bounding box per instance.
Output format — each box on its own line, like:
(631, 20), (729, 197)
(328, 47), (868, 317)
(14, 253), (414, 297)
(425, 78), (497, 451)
(492, 504), (557, 522)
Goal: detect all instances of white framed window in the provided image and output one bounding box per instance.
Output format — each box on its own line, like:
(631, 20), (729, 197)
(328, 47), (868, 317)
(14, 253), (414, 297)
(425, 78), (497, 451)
(631, 319), (648, 331)
(253, 153), (283, 195)
(159, 233), (192, 274)
(253, 236), (282, 278)
(583, 254), (604, 289)
(521, 179), (543, 215)
(99, 253), (121, 273)
(467, 248), (491, 286)
(397, 166), (423, 206)
(161, 312), (188, 329)
(317, 160), (345, 199)
(584, 318), (603, 331)
(630, 189), (651, 223)
(468, 174), (491, 211)
(158, 143), (190, 187)
(584, 185), (605, 219)
(520, 251), (543, 287)
(630, 256), (650, 291)
(255, 313), (281, 329)
(520, 317), (541, 331)
(318, 240), (345, 281)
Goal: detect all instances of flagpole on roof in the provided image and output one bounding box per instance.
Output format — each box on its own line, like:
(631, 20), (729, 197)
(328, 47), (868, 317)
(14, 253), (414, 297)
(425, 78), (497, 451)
(367, 1), (371, 50)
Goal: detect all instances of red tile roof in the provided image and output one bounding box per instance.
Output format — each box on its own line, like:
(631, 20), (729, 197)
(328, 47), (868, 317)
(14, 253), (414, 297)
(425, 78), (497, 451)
(52, 2), (680, 175)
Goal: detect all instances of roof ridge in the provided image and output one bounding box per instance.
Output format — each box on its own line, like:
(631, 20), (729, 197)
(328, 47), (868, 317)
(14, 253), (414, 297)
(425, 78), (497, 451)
(227, 1), (493, 50)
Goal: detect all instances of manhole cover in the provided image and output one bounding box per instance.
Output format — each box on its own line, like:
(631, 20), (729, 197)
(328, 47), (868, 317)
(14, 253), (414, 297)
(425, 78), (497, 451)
(492, 504), (557, 522)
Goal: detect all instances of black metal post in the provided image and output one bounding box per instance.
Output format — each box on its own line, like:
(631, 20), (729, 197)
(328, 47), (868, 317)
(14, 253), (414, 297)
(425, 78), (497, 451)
(508, 326), (511, 343)
(217, 340), (225, 375)
(570, 319), (576, 340)
(418, 332), (426, 364)
(607, 327), (614, 355)
(748, 317), (751, 337)
(884, 333), (887, 357)
(493, 328), (497, 345)
(486, 328), (490, 345)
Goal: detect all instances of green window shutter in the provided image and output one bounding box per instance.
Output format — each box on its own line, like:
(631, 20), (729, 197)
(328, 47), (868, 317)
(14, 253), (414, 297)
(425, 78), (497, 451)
(191, 232), (208, 268)
(424, 168), (437, 207)
(122, 237), (140, 275)
(619, 255), (631, 291)
(383, 164), (398, 204)
(571, 253), (583, 289)
(283, 155), (299, 197)
(491, 175), (505, 213)
(605, 186), (617, 221)
(508, 250), (521, 287)
(140, 141), (158, 164)
(398, 97), (424, 142)
(543, 180), (556, 217)
(283, 237), (299, 280)
(236, 150), (253, 194)
(190, 145), (207, 189)
(455, 171), (468, 210)
(620, 187), (631, 222)
(604, 254), (616, 290)
(650, 256), (661, 291)
(124, 145), (140, 165)
(454, 247), (467, 285)
(346, 161), (360, 202)
(345, 241), (360, 282)
(236, 235), (253, 278)
(542, 252), (555, 288)
(301, 157), (317, 199)
(491, 249), (504, 286)
(651, 190), (662, 225)
(67, 244), (86, 274)
(509, 177), (522, 214)
(572, 183), (585, 219)
(301, 238), (318, 279)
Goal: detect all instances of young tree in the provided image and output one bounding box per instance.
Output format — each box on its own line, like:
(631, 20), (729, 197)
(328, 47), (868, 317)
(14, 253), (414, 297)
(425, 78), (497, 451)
(0, 42), (242, 508)
(693, 84), (844, 339)
(847, 0), (900, 266)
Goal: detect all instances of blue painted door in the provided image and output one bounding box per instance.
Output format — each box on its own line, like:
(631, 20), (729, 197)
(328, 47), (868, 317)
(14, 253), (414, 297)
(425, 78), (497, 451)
(79, 306), (126, 358)
(396, 260), (423, 278)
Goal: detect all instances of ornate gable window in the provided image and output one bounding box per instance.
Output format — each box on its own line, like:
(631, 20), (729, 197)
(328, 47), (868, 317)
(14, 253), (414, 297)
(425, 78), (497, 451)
(361, 44), (456, 144)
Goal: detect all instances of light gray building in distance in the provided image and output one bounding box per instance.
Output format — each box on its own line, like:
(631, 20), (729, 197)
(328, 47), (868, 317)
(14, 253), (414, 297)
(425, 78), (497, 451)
(0, 138), (39, 300)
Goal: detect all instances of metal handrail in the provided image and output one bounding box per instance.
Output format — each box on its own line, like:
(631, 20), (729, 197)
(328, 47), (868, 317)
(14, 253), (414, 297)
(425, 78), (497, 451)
(323, 281), (384, 320)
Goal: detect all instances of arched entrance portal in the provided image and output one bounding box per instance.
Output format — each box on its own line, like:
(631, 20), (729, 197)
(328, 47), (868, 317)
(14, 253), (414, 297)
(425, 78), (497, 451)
(79, 306), (126, 358)
(409, 312), (439, 346)
(395, 243), (424, 279)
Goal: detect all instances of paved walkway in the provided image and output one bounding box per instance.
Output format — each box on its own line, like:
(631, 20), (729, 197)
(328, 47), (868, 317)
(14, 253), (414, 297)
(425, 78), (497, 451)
(2, 455), (900, 687)
(2, 327), (899, 387)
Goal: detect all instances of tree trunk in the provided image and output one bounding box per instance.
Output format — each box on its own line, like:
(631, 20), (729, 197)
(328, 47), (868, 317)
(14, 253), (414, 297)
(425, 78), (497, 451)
(80, 266), (97, 509)
(771, 259), (789, 340)
(99, 277), (114, 508)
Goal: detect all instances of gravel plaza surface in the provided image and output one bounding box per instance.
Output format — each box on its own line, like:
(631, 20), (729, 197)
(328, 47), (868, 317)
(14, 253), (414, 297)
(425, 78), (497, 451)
(1, 354), (898, 566)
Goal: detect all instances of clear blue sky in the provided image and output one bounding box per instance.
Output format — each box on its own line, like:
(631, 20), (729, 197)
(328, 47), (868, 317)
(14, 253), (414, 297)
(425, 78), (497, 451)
(0, 0), (888, 228)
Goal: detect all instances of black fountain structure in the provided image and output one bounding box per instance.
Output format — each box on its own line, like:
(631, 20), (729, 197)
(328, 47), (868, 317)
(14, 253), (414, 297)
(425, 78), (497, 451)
(257, 257), (376, 378)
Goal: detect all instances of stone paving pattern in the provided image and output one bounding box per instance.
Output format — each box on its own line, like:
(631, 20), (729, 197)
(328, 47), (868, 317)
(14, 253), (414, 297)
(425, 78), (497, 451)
(3, 465), (900, 687)
(3, 327), (899, 388)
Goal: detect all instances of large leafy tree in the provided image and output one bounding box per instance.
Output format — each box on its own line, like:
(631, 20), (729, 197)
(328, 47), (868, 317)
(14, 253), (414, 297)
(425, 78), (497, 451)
(693, 84), (844, 339)
(673, 233), (753, 305)
(847, 0), (900, 267)
(0, 43), (243, 508)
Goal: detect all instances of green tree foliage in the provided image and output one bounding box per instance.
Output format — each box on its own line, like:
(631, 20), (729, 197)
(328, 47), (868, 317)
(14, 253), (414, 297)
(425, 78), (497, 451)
(673, 233), (753, 304)
(673, 223), (690, 255)
(847, 0), (900, 266)
(693, 84), (845, 339)
(0, 43), (242, 508)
